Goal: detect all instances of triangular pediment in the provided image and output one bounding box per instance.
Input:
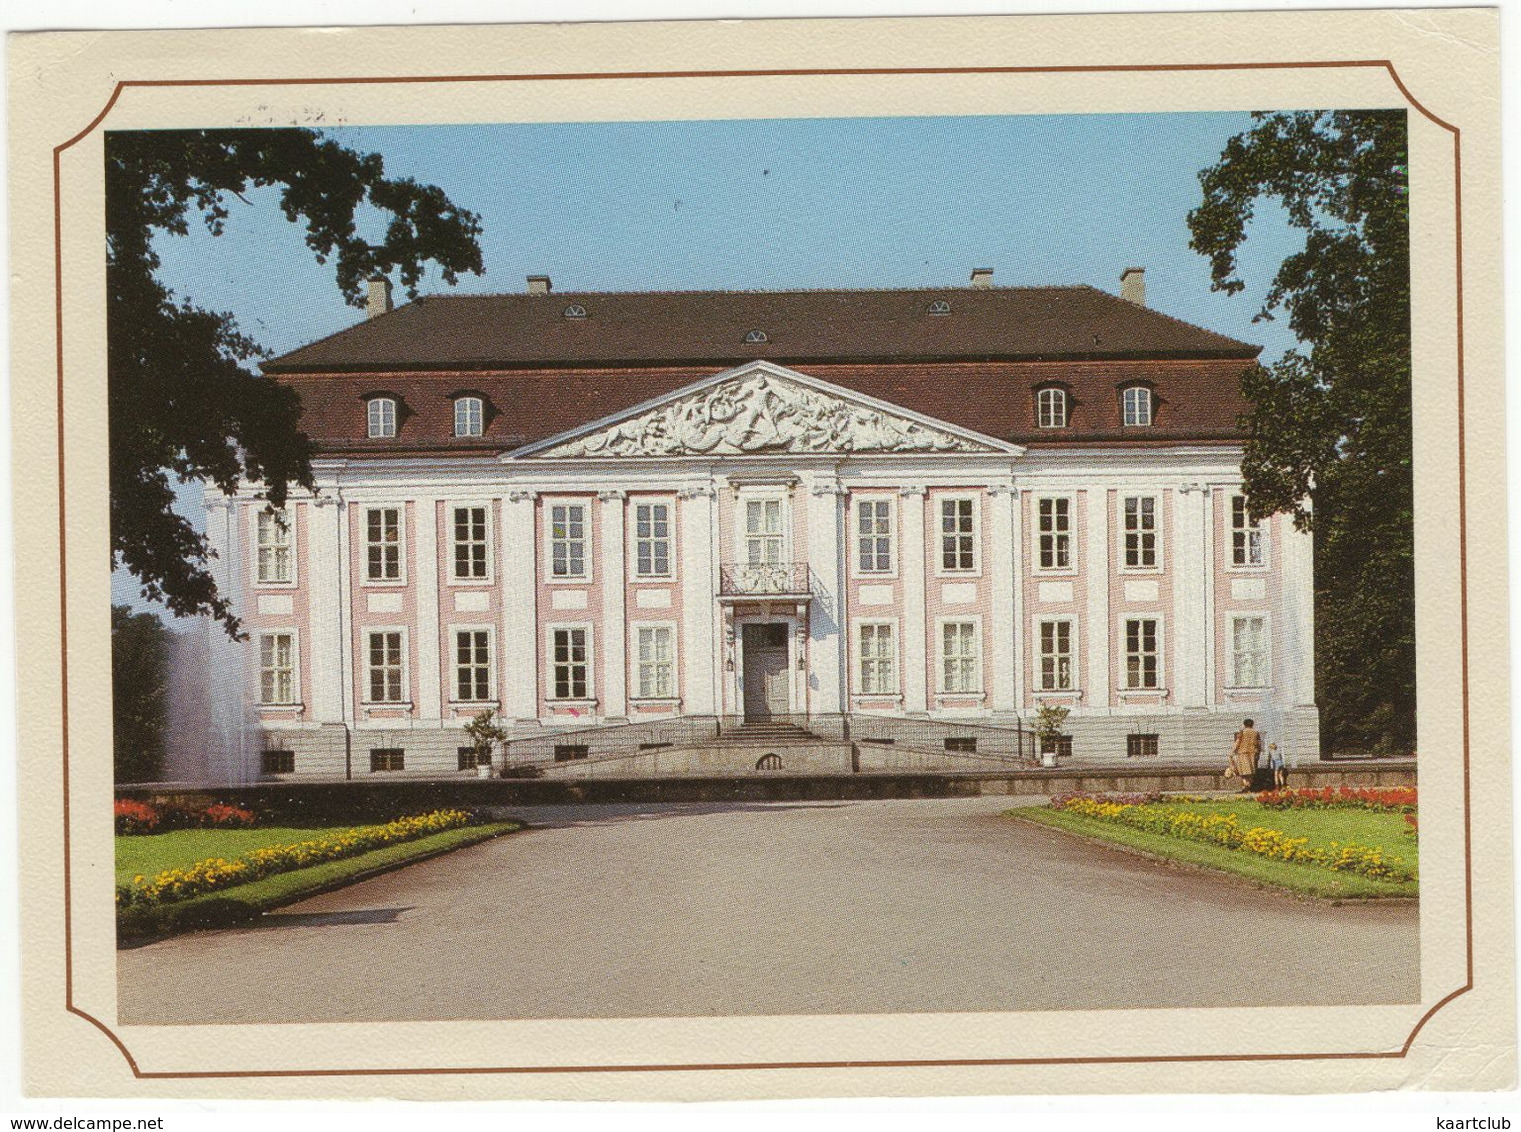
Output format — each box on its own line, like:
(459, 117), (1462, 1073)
(516, 362), (1015, 459)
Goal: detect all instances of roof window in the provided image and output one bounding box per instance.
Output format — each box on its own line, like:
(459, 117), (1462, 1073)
(563, 303), (587, 319)
(927, 300), (952, 316)
(744, 329), (769, 345)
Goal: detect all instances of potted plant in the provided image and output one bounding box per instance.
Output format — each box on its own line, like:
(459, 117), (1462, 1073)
(1033, 702), (1070, 768)
(463, 709), (509, 778)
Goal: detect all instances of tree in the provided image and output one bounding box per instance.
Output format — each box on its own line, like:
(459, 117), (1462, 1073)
(1187, 110), (1413, 754)
(112, 604), (170, 782)
(463, 709), (509, 773)
(107, 129), (484, 637)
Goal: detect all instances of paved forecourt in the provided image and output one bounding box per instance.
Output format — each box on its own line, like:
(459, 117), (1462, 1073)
(117, 796), (1418, 1023)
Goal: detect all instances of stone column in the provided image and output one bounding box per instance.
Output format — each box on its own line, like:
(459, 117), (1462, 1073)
(600, 489), (628, 721)
(679, 483), (717, 716)
(989, 480), (1018, 716)
(501, 489), (538, 723)
(806, 475), (846, 721)
(900, 485), (928, 716)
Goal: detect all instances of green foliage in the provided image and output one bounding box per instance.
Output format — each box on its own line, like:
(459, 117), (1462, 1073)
(112, 604), (170, 782)
(464, 708), (509, 764)
(107, 129), (484, 637)
(1032, 701), (1071, 743)
(1187, 110), (1413, 754)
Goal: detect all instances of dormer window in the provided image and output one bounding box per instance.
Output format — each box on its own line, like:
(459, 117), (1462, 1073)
(367, 396), (397, 439)
(563, 303), (587, 319)
(744, 329), (769, 345)
(454, 395), (484, 438)
(1122, 386), (1153, 427)
(1036, 387), (1068, 428)
(927, 299), (952, 316)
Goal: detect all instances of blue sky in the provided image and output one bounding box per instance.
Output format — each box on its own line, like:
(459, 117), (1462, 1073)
(116, 111), (1306, 615)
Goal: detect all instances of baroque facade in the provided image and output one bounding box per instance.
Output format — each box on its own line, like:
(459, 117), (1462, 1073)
(203, 268), (1319, 781)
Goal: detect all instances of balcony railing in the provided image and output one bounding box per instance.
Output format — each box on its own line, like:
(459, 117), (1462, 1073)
(718, 561), (811, 598)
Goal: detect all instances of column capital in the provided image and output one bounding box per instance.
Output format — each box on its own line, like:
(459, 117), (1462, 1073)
(677, 483), (716, 500)
(809, 480), (846, 498)
(506, 489), (538, 503)
(898, 485), (928, 498)
(597, 489), (628, 503)
(988, 483), (1019, 498)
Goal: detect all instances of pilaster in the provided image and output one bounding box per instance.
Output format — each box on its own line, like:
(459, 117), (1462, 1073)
(1173, 483), (1208, 708)
(679, 482), (717, 716)
(806, 475), (846, 716)
(989, 481), (1018, 714)
(502, 490), (538, 722)
(1281, 508), (1316, 706)
(1084, 488), (1110, 709)
(600, 490), (628, 719)
(900, 485), (928, 715)
(414, 496), (442, 721)
(307, 493), (344, 724)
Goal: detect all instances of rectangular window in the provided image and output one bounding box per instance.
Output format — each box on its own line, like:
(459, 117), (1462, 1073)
(454, 629), (492, 702)
(367, 630), (404, 703)
(856, 499), (894, 573)
(255, 509), (293, 584)
(370, 748), (404, 773)
(1124, 618), (1160, 690)
(857, 622), (898, 694)
(636, 625), (675, 699)
(452, 506), (489, 580)
(945, 736), (977, 754)
(551, 627), (590, 700)
(939, 498), (976, 572)
(744, 499), (785, 565)
(258, 632), (295, 704)
(1127, 734), (1160, 759)
(554, 744), (589, 762)
(1232, 615), (1269, 687)
(261, 750), (295, 775)
(1123, 496), (1158, 569)
(365, 507), (402, 581)
(941, 621), (981, 693)
(1232, 495), (1265, 567)
(1038, 620), (1073, 691)
(1038, 497), (1071, 570)
(634, 503), (672, 577)
(550, 503), (587, 578)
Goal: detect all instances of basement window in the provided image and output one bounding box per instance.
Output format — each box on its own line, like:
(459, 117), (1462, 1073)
(944, 736), (977, 753)
(927, 299), (952, 316)
(563, 303), (587, 319)
(1127, 734), (1160, 759)
(261, 750), (295, 775)
(370, 748), (405, 773)
(554, 744), (590, 762)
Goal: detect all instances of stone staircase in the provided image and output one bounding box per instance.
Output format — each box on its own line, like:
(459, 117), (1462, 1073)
(720, 720), (817, 744)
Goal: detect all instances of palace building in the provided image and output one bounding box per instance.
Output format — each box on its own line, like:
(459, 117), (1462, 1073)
(201, 267), (1319, 781)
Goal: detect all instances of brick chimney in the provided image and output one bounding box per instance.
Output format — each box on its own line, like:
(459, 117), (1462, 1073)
(366, 276), (393, 318)
(527, 275), (552, 295)
(970, 267), (994, 289)
(1120, 266), (1146, 306)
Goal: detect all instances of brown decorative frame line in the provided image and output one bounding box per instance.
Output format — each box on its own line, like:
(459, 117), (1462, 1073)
(56, 59), (1467, 1080)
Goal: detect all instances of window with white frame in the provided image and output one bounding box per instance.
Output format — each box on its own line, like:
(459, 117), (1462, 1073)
(635, 625), (674, 699)
(452, 506), (489, 580)
(367, 630), (405, 703)
(549, 503), (587, 578)
(1232, 495), (1266, 567)
(365, 507), (403, 581)
(453, 396), (484, 438)
(1038, 497), (1071, 570)
(1231, 615), (1269, 687)
(1122, 386), (1153, 427)
(634, 503), (672, 577)
(1036, 387), (1068, 428)
(551, 627), (590, 699)
(1123, 495), (1158, 569)
(941, 621), (981, 693)
(744, 499), (785, 565)
(1038, 620), (1073, 691)
(454, 629), (492, 702)
(258, 632), (295, 704)
(858, 622), (898, 694)
(1124, 618), (1160, 690)
(939, 497), (977, 572)
(255, 508), (293, 584)
(367, 396), (397, 439)
(856, 498), (893, 573)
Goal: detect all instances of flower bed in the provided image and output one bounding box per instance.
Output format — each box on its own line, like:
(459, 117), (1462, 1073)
(116, 809), (475, 908)
(115, 798), (260, 835)
(1253, 786), (1417, 814)
(1053, 794), (1415, 883)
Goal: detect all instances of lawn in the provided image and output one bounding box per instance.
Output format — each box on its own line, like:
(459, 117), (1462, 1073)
(116, 820), (521, 943)
(1010, 799), (1418, 900)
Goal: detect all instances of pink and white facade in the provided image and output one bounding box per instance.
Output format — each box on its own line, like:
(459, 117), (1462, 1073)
(202, 275), (1319, 780)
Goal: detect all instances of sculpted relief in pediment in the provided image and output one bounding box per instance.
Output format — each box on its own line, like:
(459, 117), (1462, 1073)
(536, 372), (994, 458)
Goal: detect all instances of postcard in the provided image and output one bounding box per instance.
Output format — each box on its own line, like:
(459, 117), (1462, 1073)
(7, 7), (1511, 1101)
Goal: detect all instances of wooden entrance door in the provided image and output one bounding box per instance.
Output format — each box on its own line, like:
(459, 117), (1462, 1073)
(742, 623), (790, 721)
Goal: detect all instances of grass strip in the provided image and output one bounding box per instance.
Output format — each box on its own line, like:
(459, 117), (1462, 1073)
(1009, 808), (1417, 900)
(117, 821), (520, 945)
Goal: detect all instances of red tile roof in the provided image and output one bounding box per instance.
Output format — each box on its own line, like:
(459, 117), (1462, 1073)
(263, 284), (1260, 373)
